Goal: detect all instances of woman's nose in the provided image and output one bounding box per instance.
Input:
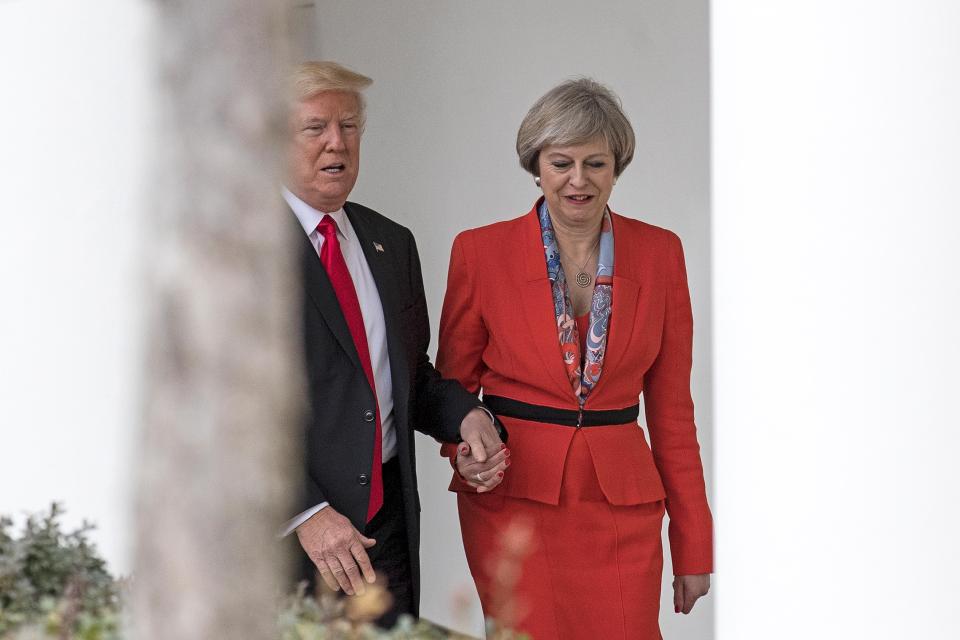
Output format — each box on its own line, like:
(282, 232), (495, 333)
(569, 164), (588, 187)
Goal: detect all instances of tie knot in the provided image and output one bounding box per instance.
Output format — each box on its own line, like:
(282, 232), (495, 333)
(316, 215), (339, 239)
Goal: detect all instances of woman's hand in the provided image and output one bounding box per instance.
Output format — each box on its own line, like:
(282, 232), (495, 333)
(673, 574), (710, 614)
(455, 442), (510, 493)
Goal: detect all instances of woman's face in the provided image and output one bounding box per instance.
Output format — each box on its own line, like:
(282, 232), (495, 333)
(537, 137), (616, 230)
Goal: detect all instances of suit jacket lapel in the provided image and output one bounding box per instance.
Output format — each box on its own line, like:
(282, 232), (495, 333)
(344, 203), (411, 422)
(518, 206), (581, 402)
(297, 217), (367, 375)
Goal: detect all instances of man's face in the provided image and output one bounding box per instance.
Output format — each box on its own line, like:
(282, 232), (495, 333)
(286, 91), (362, 212)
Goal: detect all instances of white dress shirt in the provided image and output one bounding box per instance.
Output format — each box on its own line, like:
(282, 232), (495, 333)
(282, 188), (397, 535)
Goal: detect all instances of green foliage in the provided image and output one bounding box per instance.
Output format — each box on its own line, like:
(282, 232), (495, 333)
(0, 504), (120, 639)
(1, 505), (524, 639)
(276, 584), (480, 640)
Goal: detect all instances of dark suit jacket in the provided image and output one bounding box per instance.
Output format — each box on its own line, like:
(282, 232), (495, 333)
(298, 200), (480, 611)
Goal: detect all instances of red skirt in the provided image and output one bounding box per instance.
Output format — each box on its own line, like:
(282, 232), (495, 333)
(457, 430), (666, 640)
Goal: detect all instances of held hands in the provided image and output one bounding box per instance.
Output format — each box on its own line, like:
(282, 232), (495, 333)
(457, 408), (510, 493)
(296, 506), (376, 596)
(673, 574), (710, 614)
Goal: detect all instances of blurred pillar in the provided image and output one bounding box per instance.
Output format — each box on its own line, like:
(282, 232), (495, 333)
(133, 2), (301, 638)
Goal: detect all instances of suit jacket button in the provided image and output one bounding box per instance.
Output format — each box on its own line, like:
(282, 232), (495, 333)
(363, 409), (375, 422)
(357, 474), (370, 486)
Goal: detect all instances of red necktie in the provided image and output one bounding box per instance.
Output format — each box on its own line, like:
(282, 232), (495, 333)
(316, 216), (383, 522)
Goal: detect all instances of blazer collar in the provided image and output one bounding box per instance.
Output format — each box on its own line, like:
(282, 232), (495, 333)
(518, 199), (580, 401)
(521, 198), (549, 282)
(519, 198), (644, 280)
(516, 199), (645, 405)
(589, 209), (643, 401)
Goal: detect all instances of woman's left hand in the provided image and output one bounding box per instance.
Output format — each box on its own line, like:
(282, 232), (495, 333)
(673, 574), (710, 614)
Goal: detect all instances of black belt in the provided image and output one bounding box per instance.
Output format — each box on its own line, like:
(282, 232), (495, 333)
(482, 395), (640, 429)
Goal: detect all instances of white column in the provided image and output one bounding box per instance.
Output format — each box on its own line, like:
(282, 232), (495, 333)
(0, 0), (150, 575)
(712, 3), (960, 638)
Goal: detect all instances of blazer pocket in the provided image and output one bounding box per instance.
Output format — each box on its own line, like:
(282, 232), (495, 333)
(582, 424), (667, 505)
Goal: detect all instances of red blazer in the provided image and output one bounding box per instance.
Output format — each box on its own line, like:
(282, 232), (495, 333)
(437, 202), (713, 575)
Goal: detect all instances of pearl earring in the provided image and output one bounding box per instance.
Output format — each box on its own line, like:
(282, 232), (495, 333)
(534, 176), (541, 187)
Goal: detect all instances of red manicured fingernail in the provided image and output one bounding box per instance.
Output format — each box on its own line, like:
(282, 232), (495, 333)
(459, 445), (468, 455)
(505, 460), (511, 467)
(500, 443), (507, 450)
(497, 471), (504, 478)
(504, 449), (511, 457)
(674, 605), (680, 613)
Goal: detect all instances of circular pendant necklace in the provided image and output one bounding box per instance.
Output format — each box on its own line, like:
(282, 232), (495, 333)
(567, 239), (600, 288)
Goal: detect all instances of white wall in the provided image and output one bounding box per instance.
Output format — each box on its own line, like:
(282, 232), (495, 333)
(712, 2), (960, 638)
(314, 2), (713, 637)
(0, 0), (152, 575)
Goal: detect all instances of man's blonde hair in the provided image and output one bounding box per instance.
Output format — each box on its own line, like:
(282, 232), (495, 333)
(290, 61), (373, 125)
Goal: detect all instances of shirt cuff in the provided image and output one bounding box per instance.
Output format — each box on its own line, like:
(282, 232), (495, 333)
(278, 501), (329, 538)
(476, 405), (508, 440)
(475, 405), (496, 424)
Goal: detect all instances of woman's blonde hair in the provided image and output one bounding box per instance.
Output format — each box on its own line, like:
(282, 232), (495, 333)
(516, 78), (635, 177)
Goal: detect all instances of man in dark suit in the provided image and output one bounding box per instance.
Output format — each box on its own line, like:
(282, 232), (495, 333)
(281, 61), (510, 626)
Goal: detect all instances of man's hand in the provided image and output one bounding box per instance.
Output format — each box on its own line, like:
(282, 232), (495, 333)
(456, 441), (510, 492)
(673, 574), (710, 614)
(296, 506), (376, 596)
(459, 408), (503, 464)
(457, 408), (510, 492)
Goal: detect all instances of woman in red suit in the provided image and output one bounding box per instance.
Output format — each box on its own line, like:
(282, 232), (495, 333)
(436, 79), (713, 639)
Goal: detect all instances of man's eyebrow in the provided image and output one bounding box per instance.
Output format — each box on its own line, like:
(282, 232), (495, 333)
(300, 114), (359, 127)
